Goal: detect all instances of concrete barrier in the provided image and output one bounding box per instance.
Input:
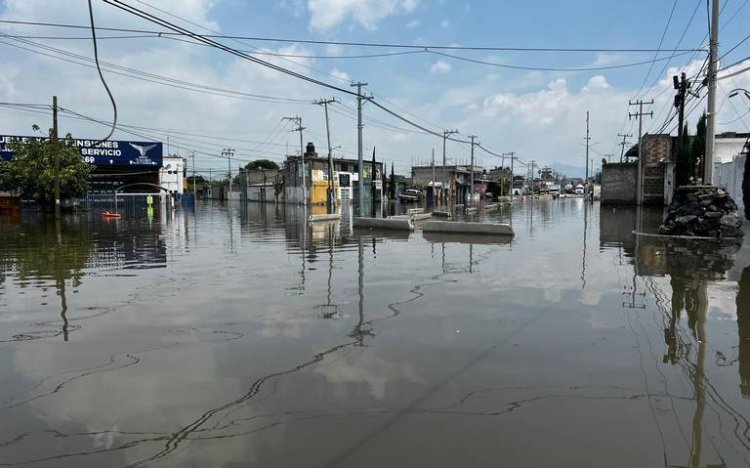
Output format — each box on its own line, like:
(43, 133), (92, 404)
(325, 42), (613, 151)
(465, 206), (478, 213)
(406, 207), (425, 215)
(432, 210), (452, 218)
(354, 217), (414, 231)
(421, 221), (514, 236)
(484, 203), (498, 211)
(353, 228), (412, 240)
(308, 213), (341, 222)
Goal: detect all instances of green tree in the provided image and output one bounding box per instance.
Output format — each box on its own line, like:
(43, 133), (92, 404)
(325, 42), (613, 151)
(245, 159), (279, 171)
(389, 162), (396, 199)
(690, 112), (706, 181)
(676, 121), (692, 186)
(0, 128), (95, 210)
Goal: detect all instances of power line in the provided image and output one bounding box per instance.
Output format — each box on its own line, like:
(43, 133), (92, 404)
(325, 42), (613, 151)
(0, 33), (312, 104)
(0, 19), (706, 53)
(632, 0), (679, 101)
(428, 49), (698, 72)
(86, 0), (117, 146)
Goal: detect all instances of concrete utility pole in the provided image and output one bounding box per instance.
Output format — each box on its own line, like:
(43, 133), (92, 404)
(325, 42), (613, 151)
(350, 82), (372, 216)
(618, 133), (633, 162)
(704, 0), (720, 184)
(529, 160), (536, 196)
(431, 148), (436, 204)
(191, 151), (196, 199)
(442, 129), (459, 205)
(222, 147), (235, 199)
(314, 98), (337, 213)
(468, 135), (479, 205)
(283, 116), (307, 206)
(502, 152), (515, 197)
(52, 95), (60, 220)
(585, 111), (591, 189)
(629, 99), (654, 205)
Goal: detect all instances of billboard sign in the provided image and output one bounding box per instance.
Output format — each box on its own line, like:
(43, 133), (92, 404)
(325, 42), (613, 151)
(0, 135), (163, 167)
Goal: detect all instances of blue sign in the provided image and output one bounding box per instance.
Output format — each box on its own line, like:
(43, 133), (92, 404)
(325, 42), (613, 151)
(0, 135), (163, 167)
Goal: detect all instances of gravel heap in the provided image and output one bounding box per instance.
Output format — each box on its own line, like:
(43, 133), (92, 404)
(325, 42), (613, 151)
(659, 185), (743, 238)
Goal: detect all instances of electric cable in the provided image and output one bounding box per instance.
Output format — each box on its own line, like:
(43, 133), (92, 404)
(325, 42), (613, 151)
(87, 0), (117, 146)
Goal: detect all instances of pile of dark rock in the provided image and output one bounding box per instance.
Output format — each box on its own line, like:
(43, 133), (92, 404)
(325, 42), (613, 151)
(659, 185), (744, 238)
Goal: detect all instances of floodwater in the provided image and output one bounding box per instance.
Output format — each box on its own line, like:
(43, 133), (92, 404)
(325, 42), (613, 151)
(1, 198), (750, 467)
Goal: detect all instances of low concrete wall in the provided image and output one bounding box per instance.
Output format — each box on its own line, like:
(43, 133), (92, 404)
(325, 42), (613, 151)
(714, 153), (746, 215)
(601, 162), (637, 205)
(421, 221), (514, 236)
(309, 213), (341, 222)
(353, 217), (414, 230)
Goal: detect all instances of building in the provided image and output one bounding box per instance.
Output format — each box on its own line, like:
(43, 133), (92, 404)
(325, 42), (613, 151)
(411, 164), (486, 203)
(241, 167), (280, 203)
(713, 133), (750, 214)
(0, 135), (164, 195)
(282, 142), (383, 207)
(159, 156), (187, 195)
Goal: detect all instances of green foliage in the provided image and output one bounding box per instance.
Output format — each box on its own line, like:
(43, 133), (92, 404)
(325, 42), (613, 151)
(245, 159), (279, 171)
(690, 112), (707, 180)
(0, 129), (95, 210)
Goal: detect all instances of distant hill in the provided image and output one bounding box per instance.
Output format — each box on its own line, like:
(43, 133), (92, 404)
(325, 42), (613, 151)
(552, 163), (586, 179)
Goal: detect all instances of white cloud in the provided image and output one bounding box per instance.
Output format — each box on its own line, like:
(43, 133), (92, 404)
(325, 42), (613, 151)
(307, 0), (419, 31)
(440, 19), (450, 28)
(330, 67), (351, 83)
(430, 60), (451, 74)
(581, 75), (610, 92)
(326, 43), (344, 56)
(406, 19), (420, 28)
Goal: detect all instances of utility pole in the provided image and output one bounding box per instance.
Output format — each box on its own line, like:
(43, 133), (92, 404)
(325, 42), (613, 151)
(431, 148), (436, 205)
(629, 99), (654, 205)
(704, 0), (720, 184)
(314, 98), (337, 214)
(222, 147), (235, 200)
(502, 152), (515, 198)
(529, 160), (536, 196)
(371, 147), (377, 217)
(673, 72), (691, 184)
(350, 82), (371, 216)
(191, 151), (196, 199)
(618, 133), (633, 162)
(468, 135), (479, 205)
(442, 129), (459, 205)
(584, 111), (591, 190)
(283, 116), (307, 207)
(52, 95), (60, 221)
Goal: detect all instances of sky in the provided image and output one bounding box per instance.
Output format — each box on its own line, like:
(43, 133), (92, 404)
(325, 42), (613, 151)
(0, 0), (749, 178)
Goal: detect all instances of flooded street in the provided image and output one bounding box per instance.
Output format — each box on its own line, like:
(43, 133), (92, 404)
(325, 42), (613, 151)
(1, 198), (750, 467)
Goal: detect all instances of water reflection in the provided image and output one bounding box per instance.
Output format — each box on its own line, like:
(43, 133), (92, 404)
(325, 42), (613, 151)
(3, 200), (750, 467)
(629, 227), (749, 467)
(737, 267), (750, 398)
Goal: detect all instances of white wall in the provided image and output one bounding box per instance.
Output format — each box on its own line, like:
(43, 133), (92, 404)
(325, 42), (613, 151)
(715, 137), (747, 164)
(159, 157), (185, 194)
(714, 153), (746, 214)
